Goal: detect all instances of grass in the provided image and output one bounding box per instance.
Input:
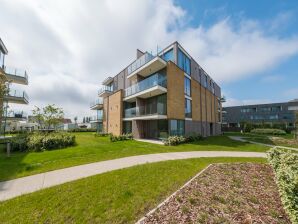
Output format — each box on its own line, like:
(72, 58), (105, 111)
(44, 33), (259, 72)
(0, 133), (269, 181)
(0, 157), (266, 224)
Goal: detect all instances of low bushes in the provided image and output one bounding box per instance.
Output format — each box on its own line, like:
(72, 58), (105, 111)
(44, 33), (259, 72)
(163, 134), (203, 146)
(267, 148), (298, 223)
(250, 128), (286, 135)
(94, 132), (110, 137)
(109, 133), (133, 142)
(68, 128), (96, 132)
(10, 132), (76, 152)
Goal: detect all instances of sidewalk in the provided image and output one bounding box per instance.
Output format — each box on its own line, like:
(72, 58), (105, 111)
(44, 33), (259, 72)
(0, 151), (266, 202)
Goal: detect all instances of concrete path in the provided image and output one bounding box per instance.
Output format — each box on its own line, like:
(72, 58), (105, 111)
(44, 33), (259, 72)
(0, 151), (266, 201)
(229, 136), (298, 151)
(135, 138), (164, 145)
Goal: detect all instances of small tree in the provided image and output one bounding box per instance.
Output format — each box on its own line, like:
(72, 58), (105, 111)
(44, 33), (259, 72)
(74, 116), (78, 124)
(83, 117), (85, 123)
(43, 104), (64, 130)
(32, 106), (44, 128)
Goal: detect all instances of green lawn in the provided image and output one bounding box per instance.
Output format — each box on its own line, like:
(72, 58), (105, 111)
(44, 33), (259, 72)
(0, 132), (269, 181)
(0, 157), (266, 224)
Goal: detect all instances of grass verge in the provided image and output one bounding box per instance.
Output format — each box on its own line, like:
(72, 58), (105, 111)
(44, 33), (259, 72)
(0, 157), (266, 224)
(0, 132), (268, 181)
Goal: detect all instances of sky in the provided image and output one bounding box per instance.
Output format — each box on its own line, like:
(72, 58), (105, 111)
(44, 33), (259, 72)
(0, 0), (298, 121)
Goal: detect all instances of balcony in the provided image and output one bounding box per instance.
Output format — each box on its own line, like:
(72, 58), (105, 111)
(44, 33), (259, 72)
(4, 89), (29, 104)
(127, 53), (167, 79)
(90, 98), (103, 110)
(4, 66), (28, 85)
(124, 73), (167, 102)
(123, 103), (167, 120)
(98, 85), (113, 97)
(4, 110), (27, 121)
(89, 115), (103, 123)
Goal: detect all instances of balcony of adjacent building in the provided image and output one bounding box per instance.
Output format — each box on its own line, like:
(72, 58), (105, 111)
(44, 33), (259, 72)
(123, 73), (167, 102)
(127, 52), (167, 80)
(4, 66), (28, 85)
(98, 85), (113, 98)
(123, 97), (167, 121)
(90, 98), (103, 110)
(4, 110), (27, 121)
(4, 89), (29, 104)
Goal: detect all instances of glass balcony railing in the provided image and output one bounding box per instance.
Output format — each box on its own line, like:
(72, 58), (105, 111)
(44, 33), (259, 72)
(90, 98), (103, 108)
(89, 115), (103, 122)
(127, 52), (154, 75)
(4, 66), (28, 80)
(124, 73), (167, 97)
(98, 85), (113, 95)
(5, 110), (27, 118)
(124, 103), (167, 118)
(7, 89), (29, 101)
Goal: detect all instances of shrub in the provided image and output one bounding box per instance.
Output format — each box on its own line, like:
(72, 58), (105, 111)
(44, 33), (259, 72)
(10, 132), (76, 152)
(163, 133), (203, 146)
(109, 133), (133, 142)
(68, 128), (96, 132)
(94, 132), (110, 137)
(250, 128), (286, 135)
(10, 134), (29, 152)
(267, 148), (298, 223)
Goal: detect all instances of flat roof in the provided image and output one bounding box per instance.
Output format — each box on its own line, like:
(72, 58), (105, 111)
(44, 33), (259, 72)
(0, 38), (8, 54)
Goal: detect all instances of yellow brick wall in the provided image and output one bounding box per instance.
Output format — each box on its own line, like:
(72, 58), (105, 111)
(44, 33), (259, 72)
(167, 62), (185, 120)
(107, 90), (123, 135)
(191, 80), (201, 121)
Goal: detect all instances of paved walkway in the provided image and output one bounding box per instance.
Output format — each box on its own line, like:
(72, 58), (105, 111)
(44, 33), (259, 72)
(229, 136), (298, 151)
(0, 151), (266, 201)
(135, 138), (164, 145)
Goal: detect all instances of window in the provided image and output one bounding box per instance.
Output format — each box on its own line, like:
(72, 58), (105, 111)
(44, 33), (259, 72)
(123, 121), (132, 134)
(184, 77), (191, 96)
(169, 120), (185, 136)
(204, 74), (208, 88)
(259, 107), (271, 112)
(185, 98), (192, 118)
(162, 49), (174, 62)
(178, 48), (190, 74)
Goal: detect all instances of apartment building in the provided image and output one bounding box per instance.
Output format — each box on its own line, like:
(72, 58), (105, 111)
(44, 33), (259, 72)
(222, 99), (298, 130)
(0, 38), (29, 132)
(91, 41), (222, 139)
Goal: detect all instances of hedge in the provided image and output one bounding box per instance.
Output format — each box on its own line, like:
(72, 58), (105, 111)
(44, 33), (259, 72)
(267, 148), (298, 223)
(10, 132), (76, 152)
(250, 128), (286, 135)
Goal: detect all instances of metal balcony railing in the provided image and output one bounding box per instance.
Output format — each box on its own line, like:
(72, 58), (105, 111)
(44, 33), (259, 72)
(124, 73), (167, 97)
(5, 110), (27, 118)
(89, 115), (103, 122)
(127, 52), (154, 75)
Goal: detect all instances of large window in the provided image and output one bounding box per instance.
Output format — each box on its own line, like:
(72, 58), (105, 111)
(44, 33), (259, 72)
(162, 49), (174, 62)
(185, 98), (192, 118)
(169, 120), (185, 136)
(204, 74), (208, 88)
(123, 121), (132, 134)
(184, 77), (191, 96)
(178, 48), (190, 75)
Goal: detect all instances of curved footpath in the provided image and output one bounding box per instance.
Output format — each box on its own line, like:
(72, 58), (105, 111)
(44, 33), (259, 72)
(0, 151), (266, 202)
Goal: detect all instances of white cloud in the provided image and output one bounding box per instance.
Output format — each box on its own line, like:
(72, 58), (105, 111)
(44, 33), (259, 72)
(223, 98), (272, 107)
(1, 0), (298, 118)
(260, 75), (284, 83)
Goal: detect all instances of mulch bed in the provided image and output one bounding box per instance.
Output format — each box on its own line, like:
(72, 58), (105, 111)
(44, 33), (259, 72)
(142, 163), (290, 224)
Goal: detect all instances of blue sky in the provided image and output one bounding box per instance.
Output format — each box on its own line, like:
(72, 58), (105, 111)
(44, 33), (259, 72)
(0, 0), (297, 119)
(176, 0), (298, 105)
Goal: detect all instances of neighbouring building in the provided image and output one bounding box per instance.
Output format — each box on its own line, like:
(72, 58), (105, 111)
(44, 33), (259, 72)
(0, 38), (29, 133)
(91, 41), (222, 139)
(222, 99), (298, 131)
